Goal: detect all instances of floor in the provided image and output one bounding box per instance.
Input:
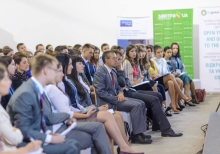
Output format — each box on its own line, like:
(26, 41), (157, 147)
(114, 94), (220, 154)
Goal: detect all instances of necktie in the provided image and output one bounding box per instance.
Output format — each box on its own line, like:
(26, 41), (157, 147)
(110, 71), (115, 86)
(39, 92), (47, 133)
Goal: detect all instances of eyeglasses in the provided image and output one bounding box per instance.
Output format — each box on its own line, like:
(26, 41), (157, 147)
(47, 67), (59, 73)
(109, 57), (118, 61)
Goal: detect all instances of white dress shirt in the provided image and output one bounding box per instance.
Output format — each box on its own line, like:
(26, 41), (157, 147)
(46, 84), (83, 118)
(31, 77), (52, 144)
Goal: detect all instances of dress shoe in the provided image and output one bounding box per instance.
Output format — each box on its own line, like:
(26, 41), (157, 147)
(161, 128), (183, 137)
(192, 98), (200, 104)
(117, 147), (145, 154)
(185, 101), (196, 106)
(152, 127), (160, 131)
(131, 134), (152, 144)
(140, 133), (151, 139)
(165, 107), (172, 116)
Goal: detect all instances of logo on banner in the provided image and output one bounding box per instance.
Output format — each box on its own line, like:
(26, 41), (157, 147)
(158, 12), (188, 20)
(201, 10), (207, 16)
(201, 10), (219, 16)
(120, 20), (132, 27)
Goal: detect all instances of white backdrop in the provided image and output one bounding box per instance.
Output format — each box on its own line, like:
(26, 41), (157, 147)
(0, 0), (220, 52)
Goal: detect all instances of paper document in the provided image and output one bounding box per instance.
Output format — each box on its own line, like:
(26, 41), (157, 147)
(178, 72), (186, 77)
(61, 122), (77, 136)
(132, 81), (150, 88)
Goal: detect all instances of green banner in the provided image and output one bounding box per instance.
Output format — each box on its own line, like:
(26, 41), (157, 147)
(153, 9), (194, 78)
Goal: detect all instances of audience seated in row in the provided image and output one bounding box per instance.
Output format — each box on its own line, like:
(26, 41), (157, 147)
(0, 41), (201, 154)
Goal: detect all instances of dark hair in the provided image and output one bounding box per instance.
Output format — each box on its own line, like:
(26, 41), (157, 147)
(102, 50), (115, 63)
(163, 46), (171, 58)
(153, 45), (162, 54)
(125, 44), (138, 67)
(17, 43), (24, 50)
(145, 46), (155, 70)
(36, 44), (44, 50)
(13, 53), (27, 65)
(0, 49), (2, 53)
(56, 53), (73, 94)
(101, 43), (109, 50)
(164, 46), (171, 52)
(68, 49), (75, 57)
(46, 44), (52, 50)
(73, 44), (82, 50)
(171, 42), (181, 59)
(90, 46), (100, 65)
(54, 45), (67, 53)
(68, 56), (86, 99)
(113, 49), (123, 57)
(0, 56), (13, 68)
(0, 64), (7, 81)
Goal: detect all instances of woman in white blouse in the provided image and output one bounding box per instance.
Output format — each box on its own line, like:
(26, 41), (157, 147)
(151, 45), (191, 113)
(0, 64), (41, 154)
(47, 55), (141, 154)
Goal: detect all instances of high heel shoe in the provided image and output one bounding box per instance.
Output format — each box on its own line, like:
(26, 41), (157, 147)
(165, 107), (172, 116)
(179, 104), (185, 108)
(176, 107), (183, 111)
(185, 101), (196, 106)
(170, 105), (180, 114)
(183, 97), (192, 103)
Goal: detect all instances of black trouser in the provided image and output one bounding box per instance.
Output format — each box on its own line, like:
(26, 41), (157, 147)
(124, 90), (171, 132)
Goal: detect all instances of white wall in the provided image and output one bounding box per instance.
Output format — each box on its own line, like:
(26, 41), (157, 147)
(1, 0), (220, 52)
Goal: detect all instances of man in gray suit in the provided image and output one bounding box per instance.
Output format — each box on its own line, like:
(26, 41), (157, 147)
(43, 82), (111, 154)
(7, 54), (111, 154)
(93, 50), (152, 144)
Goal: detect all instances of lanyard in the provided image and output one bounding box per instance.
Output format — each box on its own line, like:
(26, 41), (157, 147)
(33, 81), (58, 113)
(65, 78), (80, 109)
(9, 87), (14, 96)
(175, 57), (180, 69)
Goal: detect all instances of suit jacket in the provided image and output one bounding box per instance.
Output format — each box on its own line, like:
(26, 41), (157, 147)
(93, 65), (123, 110)
(170, 56), (185, 72)
(42, 93), (70, 129)
(7, 79), (51, 143)
(112, 69), (131, 88)
(82, 60), (95, 85)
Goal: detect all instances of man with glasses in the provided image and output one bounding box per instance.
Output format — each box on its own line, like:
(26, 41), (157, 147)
(8, 54), (79, 154)
(93, 50), (152, 144)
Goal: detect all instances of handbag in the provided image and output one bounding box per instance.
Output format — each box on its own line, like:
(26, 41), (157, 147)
(195, 89), (206, 102)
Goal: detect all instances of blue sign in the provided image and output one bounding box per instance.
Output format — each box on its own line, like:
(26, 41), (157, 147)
(120, 20), (132, 27)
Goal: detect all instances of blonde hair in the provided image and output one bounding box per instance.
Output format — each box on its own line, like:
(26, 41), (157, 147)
(31, 54), (58, 76)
